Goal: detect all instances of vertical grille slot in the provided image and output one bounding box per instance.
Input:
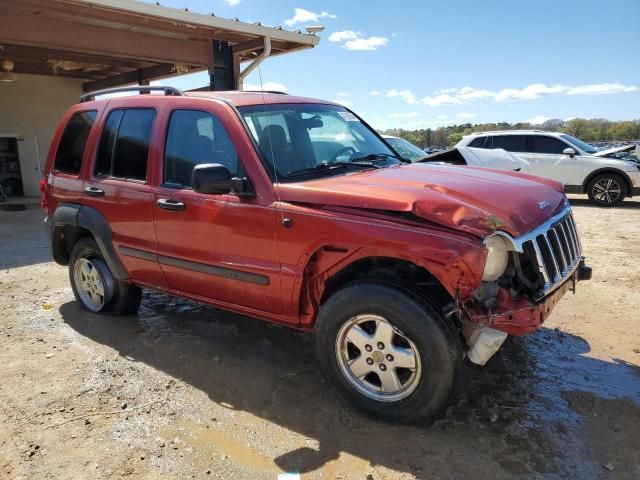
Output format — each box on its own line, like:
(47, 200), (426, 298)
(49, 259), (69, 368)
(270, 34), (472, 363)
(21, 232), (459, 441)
(548, 228), (567, 274)
(536, 234), (558, 281)
(521, 209), (582, 296)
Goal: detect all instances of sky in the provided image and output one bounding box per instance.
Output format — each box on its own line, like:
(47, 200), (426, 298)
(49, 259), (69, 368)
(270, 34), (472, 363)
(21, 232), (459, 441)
(141, 0), (640, 130)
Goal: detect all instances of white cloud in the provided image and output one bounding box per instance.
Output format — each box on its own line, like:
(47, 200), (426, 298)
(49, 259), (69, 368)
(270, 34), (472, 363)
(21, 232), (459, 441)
(455, 86), (496, 101)
(243, 81), (288, 92)
(284, 8), (336, 27)
(495, 83), (570, 102)
(389, 112), (420, 119)
(224, 0), (240, 5)
(382, 81), (639, 108)
(332, 98), (353, 106)
(336, 91), (349, 97)
(526, 115), (552, 125)
(436, 114), (448, 120)
(421, 94), (462, 107)
(456, 112), (477, 119)
(328, 30), (359, 42)
(369, 90), (381, 96)
(344, 36), (389, 51)
(385, 89), (418, 105)
(566, 83), (638, 95)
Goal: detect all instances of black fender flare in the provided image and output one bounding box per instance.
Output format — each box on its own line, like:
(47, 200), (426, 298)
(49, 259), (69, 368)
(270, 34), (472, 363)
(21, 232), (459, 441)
(49, 203), (128, 280)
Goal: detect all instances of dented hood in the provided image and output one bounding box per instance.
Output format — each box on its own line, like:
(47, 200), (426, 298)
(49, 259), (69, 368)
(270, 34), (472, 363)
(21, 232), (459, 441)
(277, 163), (566, 238)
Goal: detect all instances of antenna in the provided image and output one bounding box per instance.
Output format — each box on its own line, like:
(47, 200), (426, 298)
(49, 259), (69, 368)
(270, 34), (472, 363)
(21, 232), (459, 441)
(257, 63), (286, 226)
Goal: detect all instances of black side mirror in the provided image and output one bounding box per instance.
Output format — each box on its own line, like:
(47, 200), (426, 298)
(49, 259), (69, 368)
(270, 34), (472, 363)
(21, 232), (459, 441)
(191, 163), (251, 196)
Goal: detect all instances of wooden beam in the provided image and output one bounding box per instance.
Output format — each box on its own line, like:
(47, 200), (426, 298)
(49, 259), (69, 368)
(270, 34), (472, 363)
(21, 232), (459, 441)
(82, 64), (196, 92)
(0, 11), (213, 66)
(4, 45), (154, 70)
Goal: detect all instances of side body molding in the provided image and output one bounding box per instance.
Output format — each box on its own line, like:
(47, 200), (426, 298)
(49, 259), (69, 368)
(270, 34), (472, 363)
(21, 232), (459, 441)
(49, 203), (129, 280)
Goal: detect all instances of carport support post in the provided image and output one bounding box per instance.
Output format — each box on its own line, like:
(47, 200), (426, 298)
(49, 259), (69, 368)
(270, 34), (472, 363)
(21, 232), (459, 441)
(209, 40), (237, 91)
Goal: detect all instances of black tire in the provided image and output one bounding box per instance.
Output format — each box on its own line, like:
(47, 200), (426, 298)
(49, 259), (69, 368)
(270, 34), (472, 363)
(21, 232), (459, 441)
(586, 173), (627, 207)
(69, 237), (142, 315)
(314, 282), (461, 423)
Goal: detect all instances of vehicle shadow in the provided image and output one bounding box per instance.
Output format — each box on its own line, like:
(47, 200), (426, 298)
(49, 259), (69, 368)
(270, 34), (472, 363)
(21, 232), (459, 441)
(60, 293), (640, 477)
(568, 196), (640, 209)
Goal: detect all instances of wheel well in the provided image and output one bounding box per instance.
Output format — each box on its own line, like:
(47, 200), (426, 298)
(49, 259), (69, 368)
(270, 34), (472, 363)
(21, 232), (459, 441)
(321, 257), (454, 311)
(582, 169), (632, 195)
(52, 224), (93, 265)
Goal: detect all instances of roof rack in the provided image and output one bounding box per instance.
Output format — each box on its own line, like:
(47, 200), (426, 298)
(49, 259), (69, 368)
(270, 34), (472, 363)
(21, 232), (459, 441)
(79, 86), (184, 103)
(240, 90), (289, 95)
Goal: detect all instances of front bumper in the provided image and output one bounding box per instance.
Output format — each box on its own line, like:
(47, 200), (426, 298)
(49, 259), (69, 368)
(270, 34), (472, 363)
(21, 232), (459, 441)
(468, 258), (591, 336)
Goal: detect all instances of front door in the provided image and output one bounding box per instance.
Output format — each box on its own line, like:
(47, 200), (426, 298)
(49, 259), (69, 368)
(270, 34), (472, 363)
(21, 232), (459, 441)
(520, 135), (585, 185)
(152, 108), (283, 314)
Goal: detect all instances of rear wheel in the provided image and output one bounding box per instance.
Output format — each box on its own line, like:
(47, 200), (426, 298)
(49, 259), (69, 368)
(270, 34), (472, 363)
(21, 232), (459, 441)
(69, 238), (142, 315)
(587, 173), (627, 207)
(315, 282), (461, 423)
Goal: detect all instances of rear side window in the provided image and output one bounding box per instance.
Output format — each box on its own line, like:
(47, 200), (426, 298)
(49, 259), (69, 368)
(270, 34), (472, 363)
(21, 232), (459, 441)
(95, 109), (156, 181)
(526, 135), (568, 154)
(491, 135), (525, 152)
(54, 111), (97, 174)
(468, 137), (488, 148)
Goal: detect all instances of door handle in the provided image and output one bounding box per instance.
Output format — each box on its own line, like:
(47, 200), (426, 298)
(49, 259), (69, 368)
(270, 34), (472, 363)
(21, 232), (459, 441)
(157, 198), (185, 211)
(84, 186), (105, 197)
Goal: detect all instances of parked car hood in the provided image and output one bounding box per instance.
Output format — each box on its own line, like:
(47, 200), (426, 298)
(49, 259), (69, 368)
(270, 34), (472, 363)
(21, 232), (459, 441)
(593, 144), (637, 157)
(277, 163), (566, 238)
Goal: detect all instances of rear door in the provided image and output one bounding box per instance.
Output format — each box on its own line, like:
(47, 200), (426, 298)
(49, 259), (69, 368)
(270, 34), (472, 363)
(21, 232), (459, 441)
(152, 104), (283, 314)
(521, 135), (584, 185)
(82, 101), (165, 288)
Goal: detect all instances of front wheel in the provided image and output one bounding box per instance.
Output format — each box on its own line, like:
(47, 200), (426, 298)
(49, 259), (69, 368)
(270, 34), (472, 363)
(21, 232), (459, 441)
(314, 282), (461, 423)
(587, 173), (627, 207)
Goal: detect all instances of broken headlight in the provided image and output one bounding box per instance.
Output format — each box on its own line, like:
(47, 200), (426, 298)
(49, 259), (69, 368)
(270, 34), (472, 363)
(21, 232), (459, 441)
(482, 234), (510, 282)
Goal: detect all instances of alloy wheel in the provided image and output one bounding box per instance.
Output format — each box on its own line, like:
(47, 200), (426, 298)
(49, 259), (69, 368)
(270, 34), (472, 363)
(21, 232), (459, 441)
(335, 314), (421, 402)
(592, 178), (622, 204)
(73, 258), (108, 311)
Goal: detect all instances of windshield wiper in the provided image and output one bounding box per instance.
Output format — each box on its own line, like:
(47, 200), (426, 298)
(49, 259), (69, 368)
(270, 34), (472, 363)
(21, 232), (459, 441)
(285, 161), (381, 179)
(351, 153), (410, 163)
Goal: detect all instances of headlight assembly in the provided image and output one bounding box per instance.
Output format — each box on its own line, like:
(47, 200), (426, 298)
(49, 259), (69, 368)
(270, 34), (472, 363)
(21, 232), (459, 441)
(482, 234), (510, 282)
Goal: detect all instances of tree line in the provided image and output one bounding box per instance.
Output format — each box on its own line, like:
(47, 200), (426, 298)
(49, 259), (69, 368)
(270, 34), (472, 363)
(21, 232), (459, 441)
(381, 118), (640, 148)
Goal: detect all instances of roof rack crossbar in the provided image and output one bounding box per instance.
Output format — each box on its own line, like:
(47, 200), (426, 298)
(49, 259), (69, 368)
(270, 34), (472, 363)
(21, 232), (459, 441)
(241, 90), (288, 95)
(79, 86), (184, 103)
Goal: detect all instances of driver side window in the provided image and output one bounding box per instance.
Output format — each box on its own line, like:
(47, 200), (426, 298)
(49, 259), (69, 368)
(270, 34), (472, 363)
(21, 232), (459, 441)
(164, 110), (241, 188)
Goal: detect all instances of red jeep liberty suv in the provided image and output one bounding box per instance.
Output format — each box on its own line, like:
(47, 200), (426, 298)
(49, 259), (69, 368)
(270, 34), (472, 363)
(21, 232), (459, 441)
(42, 86), (591, 422)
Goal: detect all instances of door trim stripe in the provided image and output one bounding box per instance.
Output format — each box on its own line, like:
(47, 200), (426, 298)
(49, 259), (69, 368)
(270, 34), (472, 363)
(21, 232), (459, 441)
(117, 246), (270, 286)
(118, 245), (157, 262)
(157, 255), (270, 286)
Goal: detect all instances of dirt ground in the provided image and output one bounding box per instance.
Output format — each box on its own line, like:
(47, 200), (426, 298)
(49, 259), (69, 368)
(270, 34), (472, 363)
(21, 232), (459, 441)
(0, 195), (639, 480)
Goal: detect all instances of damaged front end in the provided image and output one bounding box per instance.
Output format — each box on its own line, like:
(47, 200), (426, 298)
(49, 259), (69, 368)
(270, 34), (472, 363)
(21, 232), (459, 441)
(460, 205), (592, 364)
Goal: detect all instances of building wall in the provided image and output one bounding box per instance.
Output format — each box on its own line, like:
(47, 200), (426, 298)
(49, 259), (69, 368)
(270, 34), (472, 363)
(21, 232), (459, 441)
(0, 74), (83, 197)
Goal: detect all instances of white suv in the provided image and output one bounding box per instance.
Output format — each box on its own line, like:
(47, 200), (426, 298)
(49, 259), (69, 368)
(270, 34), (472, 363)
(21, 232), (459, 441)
(456, 130), (640, 207)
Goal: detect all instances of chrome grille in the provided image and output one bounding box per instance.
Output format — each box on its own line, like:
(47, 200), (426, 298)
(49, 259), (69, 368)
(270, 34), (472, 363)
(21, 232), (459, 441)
(517, 208), (582, 295)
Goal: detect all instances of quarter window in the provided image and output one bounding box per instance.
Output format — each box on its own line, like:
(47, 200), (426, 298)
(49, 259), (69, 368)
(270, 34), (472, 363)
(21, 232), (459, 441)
(54, 111), (97, 174)
(526, 136), (568, 154)
(468, 137), (488, 148)
(95, 109), (156, 181)
(490, 135), (525, 152)
(164, 110), (241, 188)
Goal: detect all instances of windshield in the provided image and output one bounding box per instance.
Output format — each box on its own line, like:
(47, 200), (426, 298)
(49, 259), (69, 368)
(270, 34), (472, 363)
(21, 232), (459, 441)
(384, 136), (426, 162)
(238, 103), (400, 182)
(560, 134), (597, 154)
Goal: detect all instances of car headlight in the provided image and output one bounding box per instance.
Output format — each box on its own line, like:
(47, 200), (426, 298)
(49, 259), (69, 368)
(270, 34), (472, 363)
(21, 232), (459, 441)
(482, 234), (510, 282)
